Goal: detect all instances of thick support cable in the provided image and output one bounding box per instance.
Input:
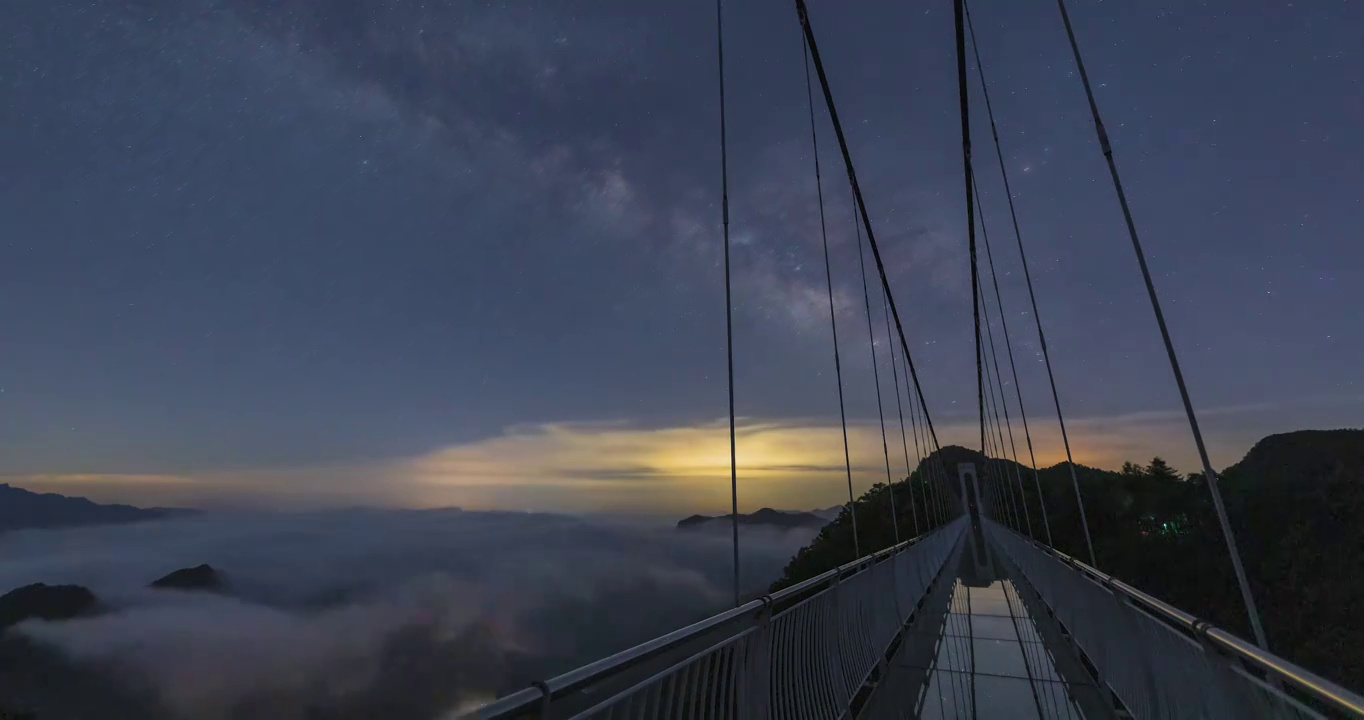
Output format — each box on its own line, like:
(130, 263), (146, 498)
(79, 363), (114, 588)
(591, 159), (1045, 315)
(963, 0), (1092, 565)
(801, 38), (860, 560)
(883, 287), (921, 536)
(715, 0), (741, 608)
(854, 192), (901, 544)
(1050, 0), (1268, 649)
(953, 0), (986, 512)
(794, 0), (947, 472)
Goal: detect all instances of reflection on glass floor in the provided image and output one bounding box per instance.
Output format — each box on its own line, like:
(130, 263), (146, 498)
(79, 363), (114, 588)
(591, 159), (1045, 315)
(909, 578), (1092, 719)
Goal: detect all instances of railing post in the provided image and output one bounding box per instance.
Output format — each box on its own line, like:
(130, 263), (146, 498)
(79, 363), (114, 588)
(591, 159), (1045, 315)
(1190, 620), (1292, 719)
(887, 542), (905, 633)
(741, 596), (774, 718)
(1103, 576), (1163, 717)
(828, 571), (851, 708)
(530, 680), (551, 719)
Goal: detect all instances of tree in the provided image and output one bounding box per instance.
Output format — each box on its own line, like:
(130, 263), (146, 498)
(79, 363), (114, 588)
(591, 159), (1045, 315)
(1145, 457), (1181, 483)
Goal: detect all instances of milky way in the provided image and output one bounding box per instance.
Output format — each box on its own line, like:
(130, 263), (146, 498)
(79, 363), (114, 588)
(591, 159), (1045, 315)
(2, 0), (1360, 509)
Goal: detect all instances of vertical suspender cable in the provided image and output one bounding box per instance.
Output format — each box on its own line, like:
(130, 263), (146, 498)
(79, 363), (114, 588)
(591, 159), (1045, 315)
(909, 373), (940, 529)
(972, 169), (1054, 544)
(715, 0), (741, 608)
(1050, 0), (1268, 649)
(975, 186), (1034, 538)
(884, 287), (921, 537)
(963, 0), (1091, 564)
(979, 355), (1003, 525)
(801, 37), (861, 560)
(953, 0), (985, 512)
(793, 0), (948, 485)
(903, 354), (936, 528)
(979, 383), (1002, 525)
(983, 338), (1024, 532)
(854, 189), (901, 545)
(984, 304), (1027, 534)
(983, 374), (1016, 530)
(982, 349), (1014, 529)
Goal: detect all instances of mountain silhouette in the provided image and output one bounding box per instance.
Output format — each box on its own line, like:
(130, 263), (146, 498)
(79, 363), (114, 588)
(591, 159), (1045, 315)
(0, 583), (98, 630)
(676, 507), (827, 532)
(149, 563), (223, 592)
(0, 483), (192, 534)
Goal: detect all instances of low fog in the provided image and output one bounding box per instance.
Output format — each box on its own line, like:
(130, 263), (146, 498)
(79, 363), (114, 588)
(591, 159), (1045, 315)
(0, 509), (817, 719)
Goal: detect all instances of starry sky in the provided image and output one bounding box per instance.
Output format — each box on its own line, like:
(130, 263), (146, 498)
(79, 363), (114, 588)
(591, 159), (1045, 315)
(2, 0), (1360, 513)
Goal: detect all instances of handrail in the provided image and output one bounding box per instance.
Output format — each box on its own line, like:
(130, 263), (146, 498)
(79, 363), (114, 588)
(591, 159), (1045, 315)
(1205, 626), (1364, 716)
(1004, 527), (1364, 717)
(470, 523), (944, 717)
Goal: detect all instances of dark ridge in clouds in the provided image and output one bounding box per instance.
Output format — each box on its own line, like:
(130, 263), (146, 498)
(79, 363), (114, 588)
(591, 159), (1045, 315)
(1, 510), (815, 719)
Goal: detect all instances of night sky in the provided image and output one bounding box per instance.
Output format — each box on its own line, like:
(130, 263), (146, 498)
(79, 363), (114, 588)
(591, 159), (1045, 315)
(2, 0), (1360, 512)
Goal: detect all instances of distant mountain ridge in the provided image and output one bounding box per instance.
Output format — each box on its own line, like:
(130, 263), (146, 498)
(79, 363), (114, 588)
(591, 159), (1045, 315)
(0, 483), (193, 533)
(810, 506), (844, 521)
(676, 507), (828, 532)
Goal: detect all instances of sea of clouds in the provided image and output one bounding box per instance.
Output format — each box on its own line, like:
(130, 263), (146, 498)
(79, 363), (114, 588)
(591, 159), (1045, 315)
(0, 509), (816, 719)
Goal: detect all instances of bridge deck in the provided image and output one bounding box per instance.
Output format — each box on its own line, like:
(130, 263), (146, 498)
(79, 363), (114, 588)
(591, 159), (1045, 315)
(864, 530), (1114, 719)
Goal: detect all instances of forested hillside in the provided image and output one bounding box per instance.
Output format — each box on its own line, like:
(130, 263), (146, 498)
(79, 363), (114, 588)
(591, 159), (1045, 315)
(771, 429), (1364, 692)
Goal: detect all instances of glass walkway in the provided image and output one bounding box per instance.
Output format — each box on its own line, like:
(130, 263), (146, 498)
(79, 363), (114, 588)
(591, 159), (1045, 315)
(862, 527), (1112, 720)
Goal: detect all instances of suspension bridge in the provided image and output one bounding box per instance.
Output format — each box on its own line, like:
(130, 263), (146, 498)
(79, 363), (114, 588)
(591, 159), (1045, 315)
(459, 0), (1364, 717)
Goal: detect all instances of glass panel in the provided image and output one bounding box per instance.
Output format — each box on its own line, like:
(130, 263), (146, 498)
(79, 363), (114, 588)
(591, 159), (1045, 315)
(934, 631), (975, 673)
(963, 614), (1023, 641)
(975, 674), (1044, 718)
(963, 591), (1016, 616)
(973, 637), (1033, 678)
(916, 669), (962, 719)
(1018, 640), (1067, 684)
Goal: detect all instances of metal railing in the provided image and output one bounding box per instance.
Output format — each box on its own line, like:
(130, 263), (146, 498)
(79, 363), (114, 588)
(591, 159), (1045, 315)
(986, 520), (1364, 720)
(464, 518), (965, 719)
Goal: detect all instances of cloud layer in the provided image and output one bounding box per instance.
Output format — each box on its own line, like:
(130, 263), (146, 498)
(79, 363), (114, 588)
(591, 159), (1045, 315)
(3, 509), (816, 719)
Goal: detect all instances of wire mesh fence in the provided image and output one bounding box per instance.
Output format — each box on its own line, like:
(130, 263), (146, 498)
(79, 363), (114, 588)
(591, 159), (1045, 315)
(468, 518), (966, 719)
(987, 521), (1364, 720)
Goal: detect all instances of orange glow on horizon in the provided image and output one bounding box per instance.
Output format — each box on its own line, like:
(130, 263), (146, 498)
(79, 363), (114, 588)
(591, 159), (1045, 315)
(8, 406), (1272, 513)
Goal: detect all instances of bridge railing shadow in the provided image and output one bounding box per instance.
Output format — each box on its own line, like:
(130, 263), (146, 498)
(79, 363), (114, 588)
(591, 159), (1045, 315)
(986, 520), (1364, 720)
(464, 519), (966, 719)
